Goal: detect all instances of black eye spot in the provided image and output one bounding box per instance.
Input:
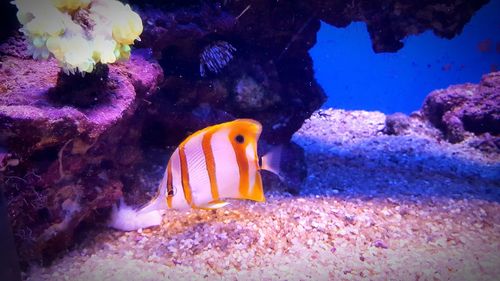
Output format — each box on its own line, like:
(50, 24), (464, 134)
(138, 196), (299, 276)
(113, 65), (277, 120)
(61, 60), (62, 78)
(235, 134), (244, 143)
(167, 185), (175, 196)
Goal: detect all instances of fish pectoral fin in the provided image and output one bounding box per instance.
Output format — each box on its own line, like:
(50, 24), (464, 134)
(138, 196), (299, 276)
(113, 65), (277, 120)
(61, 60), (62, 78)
(196, 200), (231, 210)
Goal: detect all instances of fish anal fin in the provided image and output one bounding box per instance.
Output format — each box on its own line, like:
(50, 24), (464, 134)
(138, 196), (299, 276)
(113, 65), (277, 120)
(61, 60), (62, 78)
(195, 200), (230, 210)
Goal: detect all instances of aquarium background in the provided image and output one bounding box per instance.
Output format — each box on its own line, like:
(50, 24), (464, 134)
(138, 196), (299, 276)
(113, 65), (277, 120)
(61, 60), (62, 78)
(311, 0), (500, 114)
(1, 0), (499, 280)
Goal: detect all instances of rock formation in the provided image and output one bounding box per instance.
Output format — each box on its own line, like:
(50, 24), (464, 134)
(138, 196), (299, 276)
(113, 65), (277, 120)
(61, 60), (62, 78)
(0, 38), (163, 264)
(421, 71), (499, 151)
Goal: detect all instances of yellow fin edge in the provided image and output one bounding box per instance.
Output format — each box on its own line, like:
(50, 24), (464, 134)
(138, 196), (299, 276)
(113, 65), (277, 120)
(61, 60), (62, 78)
(194, 200), (231, 210)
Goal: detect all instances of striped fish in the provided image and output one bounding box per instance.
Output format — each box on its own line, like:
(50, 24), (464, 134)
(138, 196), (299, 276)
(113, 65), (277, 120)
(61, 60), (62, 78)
(109, 119), (281, 231)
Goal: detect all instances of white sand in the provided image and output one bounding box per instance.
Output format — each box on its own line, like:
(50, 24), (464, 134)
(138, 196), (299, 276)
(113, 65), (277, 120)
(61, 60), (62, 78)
(26, 109), (500, 281)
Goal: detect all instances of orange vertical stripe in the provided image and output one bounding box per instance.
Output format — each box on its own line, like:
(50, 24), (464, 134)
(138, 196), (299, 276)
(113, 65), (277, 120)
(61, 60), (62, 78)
(166, 160), (173, 208)
(251, 141), (259, 171)
(229, 131), (249, 197)
(250, 140), (265, 201)
(202, 130), (219, 201)
(178, 147), (193, 207)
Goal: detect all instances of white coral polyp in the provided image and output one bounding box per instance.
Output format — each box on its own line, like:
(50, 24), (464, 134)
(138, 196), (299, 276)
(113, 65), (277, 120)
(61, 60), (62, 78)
(24, 12), (65, 37)
(12, 0), (143, 75)
(62, 36), (95, 73)
(47, 35), (94, 74)
(110, 5), (143, 45)
(93, 35), (117, 64)
(51, 0), (91, 11)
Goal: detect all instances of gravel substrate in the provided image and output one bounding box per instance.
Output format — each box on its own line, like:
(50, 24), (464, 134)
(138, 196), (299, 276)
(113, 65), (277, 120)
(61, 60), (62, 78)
(26, 109), (500, 281)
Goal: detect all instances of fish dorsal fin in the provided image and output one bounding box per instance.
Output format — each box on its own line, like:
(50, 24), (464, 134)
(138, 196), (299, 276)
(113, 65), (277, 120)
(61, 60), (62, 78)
(195, 199), (231, 210)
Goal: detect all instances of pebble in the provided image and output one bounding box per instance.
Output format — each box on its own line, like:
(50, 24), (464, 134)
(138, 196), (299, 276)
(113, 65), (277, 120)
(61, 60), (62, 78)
(25, 109), (500, 281)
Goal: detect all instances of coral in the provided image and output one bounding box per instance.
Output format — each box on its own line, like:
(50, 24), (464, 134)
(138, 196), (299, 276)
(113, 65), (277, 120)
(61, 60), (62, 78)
(232, 74), (281, 112)
(0, 39), (163, 264)
(199, 41), (236, 77)
(12, 0), (143, 74)
(382, 112), (411, 135)
(421, 71), (500, 144)
(233, 75), (267, 110)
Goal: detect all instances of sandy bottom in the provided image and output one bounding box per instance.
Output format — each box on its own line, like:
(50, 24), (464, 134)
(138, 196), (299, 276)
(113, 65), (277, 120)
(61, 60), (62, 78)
(26, 109), (500, 281)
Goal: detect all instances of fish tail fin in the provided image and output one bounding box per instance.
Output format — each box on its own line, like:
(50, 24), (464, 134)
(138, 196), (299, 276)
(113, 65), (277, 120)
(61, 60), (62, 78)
(261, 145), (283, 181)
(108, 198), (164, 231)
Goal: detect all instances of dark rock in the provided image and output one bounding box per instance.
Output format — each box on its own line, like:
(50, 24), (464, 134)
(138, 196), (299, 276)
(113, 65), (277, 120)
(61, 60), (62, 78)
(442, 111), (467, 143)
(383, 112), (411, 135)
(131, 2), (326, 144)
(0, 35), (32, 58)
(0, 184), (22, 281)
(311, 0), (489, 53)
(203, 0), (490, 54)
(135, 4), (237, 57)
(2, 0), (490, 54)
(278, 142), (308, 195)
(469, 133), (500, 154)
(47, 64), (110, 108)
(421, 71), (500, 146)
(0, 0), (18, 43)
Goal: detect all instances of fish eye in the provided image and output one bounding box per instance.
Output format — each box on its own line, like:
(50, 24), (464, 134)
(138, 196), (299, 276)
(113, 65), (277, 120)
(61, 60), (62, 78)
(167, 186), (176, 196)
(235, 134), (245, 143)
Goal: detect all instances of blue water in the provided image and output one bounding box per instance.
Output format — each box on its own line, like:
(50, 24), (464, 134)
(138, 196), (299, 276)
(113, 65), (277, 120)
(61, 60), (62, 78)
(310, 0), (500, 114)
